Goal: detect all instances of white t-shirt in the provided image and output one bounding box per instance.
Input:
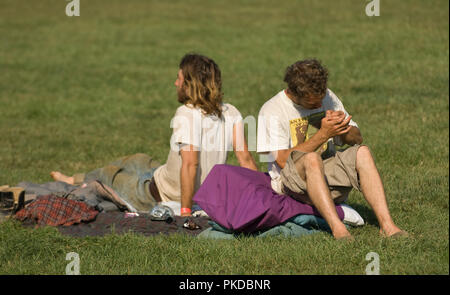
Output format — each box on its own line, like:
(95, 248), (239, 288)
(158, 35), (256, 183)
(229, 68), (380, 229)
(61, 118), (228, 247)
(153, 103), (243, 202)
(257, 89), (358, 194)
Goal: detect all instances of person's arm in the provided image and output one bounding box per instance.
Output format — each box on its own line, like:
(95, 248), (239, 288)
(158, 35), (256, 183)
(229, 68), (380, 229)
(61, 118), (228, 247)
(325, 92), (363, 146)
(180, 145), (199, 216)
(274, 132), (329, 169)
(340, 126), (363, 145)
(328, 111), (363, 145)
(275, 111), (353, 169)
(233, 122), (258, 171)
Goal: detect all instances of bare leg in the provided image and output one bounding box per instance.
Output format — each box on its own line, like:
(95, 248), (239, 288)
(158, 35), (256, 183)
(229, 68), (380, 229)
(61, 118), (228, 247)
(295, 152), (352, 240)
(356, 146), (406, 237)
(50, 171), (75, 185)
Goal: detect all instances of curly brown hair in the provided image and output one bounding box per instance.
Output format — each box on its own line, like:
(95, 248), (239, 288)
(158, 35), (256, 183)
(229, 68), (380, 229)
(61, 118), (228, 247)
(283, 59), (328, 101)
(178, 53), (223, 117)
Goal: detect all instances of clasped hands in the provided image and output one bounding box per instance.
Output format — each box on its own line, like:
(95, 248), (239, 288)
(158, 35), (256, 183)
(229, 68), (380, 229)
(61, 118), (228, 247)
(320, 110), (352, 139)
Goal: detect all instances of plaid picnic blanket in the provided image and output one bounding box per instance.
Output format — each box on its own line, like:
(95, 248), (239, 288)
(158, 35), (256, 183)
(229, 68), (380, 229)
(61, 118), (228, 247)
(15, 195), (99, 226)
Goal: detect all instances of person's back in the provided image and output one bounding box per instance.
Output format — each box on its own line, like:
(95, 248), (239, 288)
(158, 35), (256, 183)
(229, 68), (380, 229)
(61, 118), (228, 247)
(154, 102), (243, 203)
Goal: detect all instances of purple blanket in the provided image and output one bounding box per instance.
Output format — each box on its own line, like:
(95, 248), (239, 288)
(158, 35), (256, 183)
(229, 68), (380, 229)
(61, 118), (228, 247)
(193, 164), (344, 233)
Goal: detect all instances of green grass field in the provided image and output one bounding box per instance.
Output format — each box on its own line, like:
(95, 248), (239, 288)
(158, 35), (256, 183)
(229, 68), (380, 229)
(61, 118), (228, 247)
(0, 0), (448, 275)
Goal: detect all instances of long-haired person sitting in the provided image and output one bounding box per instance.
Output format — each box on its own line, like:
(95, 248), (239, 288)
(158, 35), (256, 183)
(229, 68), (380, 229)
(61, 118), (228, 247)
(51, 53), (257, 216)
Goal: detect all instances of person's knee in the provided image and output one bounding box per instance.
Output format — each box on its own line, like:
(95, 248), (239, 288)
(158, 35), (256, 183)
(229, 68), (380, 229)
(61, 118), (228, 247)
(293, 152), (322, 180)
(356, 145), (375, 171)
(356, 145), (372, 162)
(357, 145), (371, 154)
(302, 152), (323, 171)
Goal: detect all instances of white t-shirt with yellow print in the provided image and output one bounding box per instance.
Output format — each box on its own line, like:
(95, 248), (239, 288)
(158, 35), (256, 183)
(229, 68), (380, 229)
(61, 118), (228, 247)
(257, 89), (358, 194)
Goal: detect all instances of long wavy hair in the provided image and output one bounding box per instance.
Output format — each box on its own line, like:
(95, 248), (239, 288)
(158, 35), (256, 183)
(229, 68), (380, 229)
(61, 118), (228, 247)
(178, 53), (223, 117)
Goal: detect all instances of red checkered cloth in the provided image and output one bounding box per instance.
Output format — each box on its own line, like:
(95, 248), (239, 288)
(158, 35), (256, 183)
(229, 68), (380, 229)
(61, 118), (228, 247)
(15, 195), (98, 226)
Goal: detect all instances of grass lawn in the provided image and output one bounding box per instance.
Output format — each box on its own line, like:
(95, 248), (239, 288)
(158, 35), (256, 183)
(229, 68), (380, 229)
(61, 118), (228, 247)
(0, 0), (448, 275)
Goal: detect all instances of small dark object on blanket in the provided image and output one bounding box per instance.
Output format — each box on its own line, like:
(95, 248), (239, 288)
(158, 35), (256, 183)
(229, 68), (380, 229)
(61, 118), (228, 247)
(150, 205), (174, 223)
(183, 217), (201, 230)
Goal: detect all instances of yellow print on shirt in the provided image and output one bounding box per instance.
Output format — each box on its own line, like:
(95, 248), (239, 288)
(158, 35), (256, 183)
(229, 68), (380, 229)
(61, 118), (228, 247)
(289, 111), (328, 154)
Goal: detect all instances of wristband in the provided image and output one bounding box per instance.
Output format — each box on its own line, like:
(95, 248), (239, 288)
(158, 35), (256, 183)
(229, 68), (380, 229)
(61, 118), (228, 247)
(181, 207), (192, 214)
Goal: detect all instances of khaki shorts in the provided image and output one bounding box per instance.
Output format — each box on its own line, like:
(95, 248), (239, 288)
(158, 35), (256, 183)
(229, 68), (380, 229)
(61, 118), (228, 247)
(280, 145), (363, 204)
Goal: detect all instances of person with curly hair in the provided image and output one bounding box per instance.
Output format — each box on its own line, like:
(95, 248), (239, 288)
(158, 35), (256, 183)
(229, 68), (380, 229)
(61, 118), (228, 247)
(51, 53), (257, 216)
(257, 59), (407, 240)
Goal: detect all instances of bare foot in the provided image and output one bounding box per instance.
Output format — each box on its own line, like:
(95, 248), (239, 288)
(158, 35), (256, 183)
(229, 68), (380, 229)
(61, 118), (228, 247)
(50, 171), (74, 185)
(332, 226), (354, 241)
(379, 227), (409, 238)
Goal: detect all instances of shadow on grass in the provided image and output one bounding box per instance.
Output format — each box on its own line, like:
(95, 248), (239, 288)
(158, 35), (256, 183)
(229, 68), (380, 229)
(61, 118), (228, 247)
(346, 203), (379, 227)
